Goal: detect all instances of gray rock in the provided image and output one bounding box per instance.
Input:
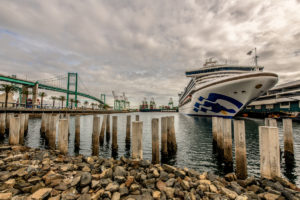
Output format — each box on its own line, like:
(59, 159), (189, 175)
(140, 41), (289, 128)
(159, 171), (169, 182)
(114, 166), (127, 177)
(165, 178), (175, 187)
(78, 194), (91, 200)
(80, 172), (92, 187)
(162, 164), (176, 173)
(114, 176), (126, 184)
(105, 182), (120, 192)
(112, 192), (121, 200)
(139, 160), (151, 168)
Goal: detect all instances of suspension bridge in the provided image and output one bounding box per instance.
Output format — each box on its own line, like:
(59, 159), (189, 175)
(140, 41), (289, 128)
(0, 72), (107, 108)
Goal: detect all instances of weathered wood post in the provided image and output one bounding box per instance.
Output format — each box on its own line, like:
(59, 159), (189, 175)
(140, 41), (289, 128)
(283, 118), (294, 159)
(112, 116), (118, 151)
(75, 115), (80, 149)
(45, 114), (50, 140)
(24, 114), (29, 134)
(92, 115), (100, 156)
(40, 113), (46, 134)
(99, 115), (106, 145)
(167, 116), (177, 154)
(0, 113), (6, 136)
(6, 113), (12, 132)
(58, 119), (68, 154)
(132, 121), (143, 160)
(223, 118), (233, 167)
(212, 117), (218, 148)
(126, 115), (131, 144)
(106, 114), (110, 141)
(152, 118), (159, 164)
(49, 115), (57, 150)
(9, 115), (20, 145)
(19, 114), (26, 145)
(265, 118), (277, 127)
(217, 117), (224, 157)
(259, 126), (280, 179)
(161, 117), (168, 156)
(136, 115), (139, 121)
(234, 120), (247, 179)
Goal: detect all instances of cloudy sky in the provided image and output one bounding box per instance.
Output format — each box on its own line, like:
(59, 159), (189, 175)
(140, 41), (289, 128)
(0, 0), (300, 107)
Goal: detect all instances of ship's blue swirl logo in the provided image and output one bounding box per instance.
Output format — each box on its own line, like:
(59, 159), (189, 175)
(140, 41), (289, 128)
(193, 93), (243, 114)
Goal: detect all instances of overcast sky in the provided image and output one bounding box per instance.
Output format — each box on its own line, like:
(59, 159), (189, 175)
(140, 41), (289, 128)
(0, 0), (300, 107)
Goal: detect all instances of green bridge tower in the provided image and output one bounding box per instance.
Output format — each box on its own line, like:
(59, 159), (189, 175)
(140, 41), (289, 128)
(66, 72), (78, 108)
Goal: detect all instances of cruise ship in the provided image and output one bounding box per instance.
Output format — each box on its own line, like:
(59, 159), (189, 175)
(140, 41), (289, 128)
(178, 58), (278, 117)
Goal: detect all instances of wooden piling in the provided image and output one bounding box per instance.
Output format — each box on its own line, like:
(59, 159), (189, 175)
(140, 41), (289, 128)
(75, 115), (80, 149)
(49, 115), (57, 150)
(167, 116), (177, 154)
(152, 118), (159, 164)
(112, 116), (118, 151)
(92, 115), (100, 156)
(45, 114), (50, 139)
(99, 115), (106, 145)
(24, 114), (29, 133)
(19, 114), (25, 145)
(259, 126), (280, 179)
(0, 113), (5, 136)
(283, 118), (294, 158)
(223, 118), (233, 167)
(6, 113), (12, 132)
(212, 117), (218, 147)
(126, 115), (131, 144)
(136, 115), (139, 121)
(217, 117), (224, 157)
(132, 121), (143, 160)
(9, 116), (20, 145)
(161, 117), (168, 156)
(106, 114), (110, 141)
(265, 118), (277, 127)
(234, 120), (247, 179)
(58, 119), (68, 154)
(40, 113), (46, 133)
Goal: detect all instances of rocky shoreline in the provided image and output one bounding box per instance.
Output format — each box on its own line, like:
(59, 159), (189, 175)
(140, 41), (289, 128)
(0, 145), (299, 200)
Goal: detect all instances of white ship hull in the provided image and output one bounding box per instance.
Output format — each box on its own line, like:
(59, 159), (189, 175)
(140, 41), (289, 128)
(179, 72), (278, 117)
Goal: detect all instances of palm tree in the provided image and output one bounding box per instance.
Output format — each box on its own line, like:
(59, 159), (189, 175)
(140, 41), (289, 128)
(58, 96), (66, 108)
(51, 96), (57, 108)
(70, 98), (75, 109)
(75, 99), (80, 108)
(0, 84), (18, 108)
(39, 92), (47, 108)
(84, 101), (89, 108)
(21, 90), (31, 108)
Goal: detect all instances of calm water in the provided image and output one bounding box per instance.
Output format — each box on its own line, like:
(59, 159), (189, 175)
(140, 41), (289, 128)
(1, 112), (300, 185)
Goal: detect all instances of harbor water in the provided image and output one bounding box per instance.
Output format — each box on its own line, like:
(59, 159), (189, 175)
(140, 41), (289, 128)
(1, 112), (300, 185)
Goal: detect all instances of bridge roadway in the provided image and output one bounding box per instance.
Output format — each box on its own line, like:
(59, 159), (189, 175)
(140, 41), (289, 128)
(0, 107), (130, 114)
(0, 74), (105, 105)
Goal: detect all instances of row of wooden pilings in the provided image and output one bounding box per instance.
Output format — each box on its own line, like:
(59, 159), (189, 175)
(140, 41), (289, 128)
(212, 117), (295, 180)
(2, 113), (177, 164)
(0, 113), (29, 144)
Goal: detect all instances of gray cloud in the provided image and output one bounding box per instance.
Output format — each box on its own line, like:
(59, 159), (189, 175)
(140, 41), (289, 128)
(0, 0), (299, 107)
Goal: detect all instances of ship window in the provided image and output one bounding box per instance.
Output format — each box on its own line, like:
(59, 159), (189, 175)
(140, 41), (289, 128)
(242, 90), (246, 93)
(266, 104), (274, 109)
(246, 106), (252, 109)
(255, 105), (261, 109)
(234, 91), (238, 94)
(280, 102), (290, 108)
